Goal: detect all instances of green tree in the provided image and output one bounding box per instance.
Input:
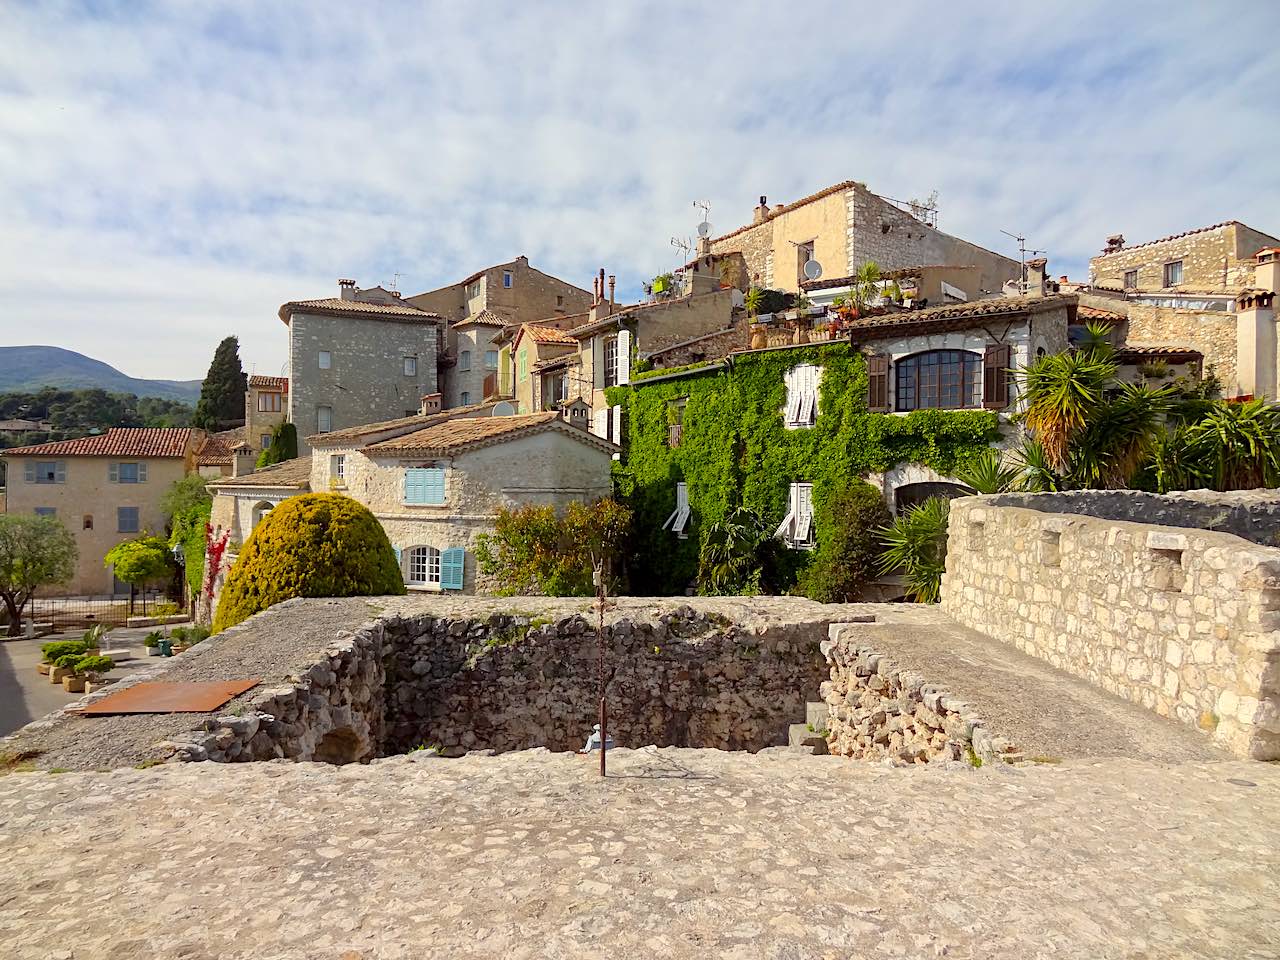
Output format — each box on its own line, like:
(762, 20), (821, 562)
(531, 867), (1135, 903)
(162, 474), (213, 597)
(0, 515), (77, 636)
(212, 493), (405, 632)
(476, 498), (632, 596)
(697, 506), (783, 596)
(795, 482), (892, 602)
(193, 336), (248, 431)
(257, 422), (299, 468)
(103, 536), (176, 589)
(849, 260), (883, 313)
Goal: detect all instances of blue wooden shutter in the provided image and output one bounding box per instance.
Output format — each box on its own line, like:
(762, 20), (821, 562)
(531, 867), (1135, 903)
(404, 469), (423, 503)
(440, 548), (464, 590)
(424, 467), (446, 504)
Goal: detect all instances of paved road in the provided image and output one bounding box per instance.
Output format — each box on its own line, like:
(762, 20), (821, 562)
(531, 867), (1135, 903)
(0, 747), (1277, 959)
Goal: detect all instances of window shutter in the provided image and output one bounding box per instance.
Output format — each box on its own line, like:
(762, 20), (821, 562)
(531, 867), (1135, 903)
(24, 462), (35, 483)
(424, 467), (446, 504)
(440, 548), (465, 590)
(983, 343), (1012, 409)
(55, 461), (66, 483)
(611, 405), (622, 445)
(867, 355), (890, 413)
(616, 329), (631, 385)
(109, 463), (118, 483)
(774, 484), (798, 540)
(593, 408), (608, 437)
(404, 470), (422, 503)
(138, 462), (147, 483)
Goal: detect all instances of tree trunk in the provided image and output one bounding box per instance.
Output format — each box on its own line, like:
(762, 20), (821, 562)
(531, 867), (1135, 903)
(2, 592), (23, 638)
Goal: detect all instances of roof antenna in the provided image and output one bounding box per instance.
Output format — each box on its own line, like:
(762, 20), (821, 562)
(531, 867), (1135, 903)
(693, 199), (712, 239)
(1000, 229), (1045, 295)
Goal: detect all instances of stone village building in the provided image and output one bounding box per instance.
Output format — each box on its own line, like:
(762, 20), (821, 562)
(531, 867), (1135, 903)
(209, 404), (617, 595)
(0, 428), (203, 596)
(245, 375), (289, 453)
(1070, 221), (1280, 398)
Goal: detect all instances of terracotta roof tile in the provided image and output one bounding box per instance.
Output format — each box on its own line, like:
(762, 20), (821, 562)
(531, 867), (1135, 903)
(453, 309), (510, 329)
(1094, 221), (1241, 256)
(517, 324), (578, 345)
(306, 402), (496, 446)
(845, 295), (1076, 339)
(802, 265), (950, 292)
(193, 429), (245, 466)
(2, 428), (197, 458)
(1117, 345), (1203, 362)
(248, 375), (288, 390)
(367, 412), (617, 455)
(1078, 305), (1125, 323)
(207, 456), (312, 489)
(278, 297), (441, 325)
(532, 355), (580, 372)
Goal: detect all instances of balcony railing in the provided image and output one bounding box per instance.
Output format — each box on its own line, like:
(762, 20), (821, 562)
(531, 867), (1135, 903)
(667, 423), (683, 448)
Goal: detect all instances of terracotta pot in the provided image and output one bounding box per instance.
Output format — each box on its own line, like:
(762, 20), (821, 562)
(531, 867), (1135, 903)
(749, 324), (768, 349)
(172, 645), (190, 655)
(37, 662), (51, 675)
(50, 666), (72, 684)
(62, 675), (86, 693)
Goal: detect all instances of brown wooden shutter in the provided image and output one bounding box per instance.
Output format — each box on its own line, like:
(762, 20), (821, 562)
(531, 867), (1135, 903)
(983, 343), (1011, 409)
(867, 354), (890, 413)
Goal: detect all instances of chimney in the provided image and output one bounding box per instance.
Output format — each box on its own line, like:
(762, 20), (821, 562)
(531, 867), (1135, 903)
(593, 275), (600, 304)
(338, 278), (356, 301)
(1103, 234), (1125, 254)
(753, 195), (768, 224)
(419, 393), (442, 415)
(608, 275), (616, 306)
(772, 203), (785, 216)
(1024, 257), (1048, 297)
(1060, 275), (1069, 285)
(231, 443), (256, 478)
(598, 268), (606, 304)
(1236, 289), (1277, 399)
(1256, 248), (1280, 295)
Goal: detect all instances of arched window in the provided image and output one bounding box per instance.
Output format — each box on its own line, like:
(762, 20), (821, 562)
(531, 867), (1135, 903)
(895, 350), (982, 411)
(894, 481), (973, 514)
(406, 546), (441, 586)
(251, 501), (274, 529)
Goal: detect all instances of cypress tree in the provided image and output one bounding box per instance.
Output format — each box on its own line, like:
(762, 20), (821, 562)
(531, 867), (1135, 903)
(256, 422), (298, 468)
(193, 336), (248, 430)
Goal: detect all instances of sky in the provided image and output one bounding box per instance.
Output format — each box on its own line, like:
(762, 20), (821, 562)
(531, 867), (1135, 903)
(1, 1), (1277, 382)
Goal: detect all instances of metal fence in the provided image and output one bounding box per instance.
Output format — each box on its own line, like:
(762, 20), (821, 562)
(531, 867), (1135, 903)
(26, 591), (176, 630)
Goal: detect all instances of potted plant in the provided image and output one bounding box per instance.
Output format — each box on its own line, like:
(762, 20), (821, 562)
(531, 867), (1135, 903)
(40, 640), (88, 676)
(169, 626), (189, 654)
(50, 654), (80, 685)
(790, 295), (813, 344)
(143, 631), (163, 656)
(81, 623), (109, 655)
(73, 655), (114, 694)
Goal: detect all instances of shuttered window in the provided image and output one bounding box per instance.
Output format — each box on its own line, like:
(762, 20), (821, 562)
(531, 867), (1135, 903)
(440, 548), (465, 590)
(404, 467), (446, 505)
(662, 482), (691, 537)
(406, 546), (441, 585)
(32, 461), (65, 484)
(774, 483), (815, 549)
(784, 364), (821, 428)
(896, 350), (982, 411)
(983, 343), (1012, 410)
(867, 355), (890, 412)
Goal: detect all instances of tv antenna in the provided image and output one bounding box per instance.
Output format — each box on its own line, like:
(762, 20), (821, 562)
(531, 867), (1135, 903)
(385, 271), (403, 294)
(1000, 230), (1045, 295)
(693, 200), (712, 238)
(671, 236), (691, 263)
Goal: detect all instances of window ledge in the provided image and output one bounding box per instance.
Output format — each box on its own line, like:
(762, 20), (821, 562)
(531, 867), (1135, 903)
(406, 583), (443, 593)
(401, 502), (449, 509)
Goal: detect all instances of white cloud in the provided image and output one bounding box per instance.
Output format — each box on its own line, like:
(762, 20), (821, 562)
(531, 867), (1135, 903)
(0, 0), (1276, 379)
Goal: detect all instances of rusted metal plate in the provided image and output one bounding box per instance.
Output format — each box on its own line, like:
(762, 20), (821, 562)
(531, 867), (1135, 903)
(78, 680), (260, 715)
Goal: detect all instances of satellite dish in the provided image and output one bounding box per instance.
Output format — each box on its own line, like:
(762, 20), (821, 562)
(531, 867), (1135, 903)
(697, 221), (711, 238)
(803, 259), (823, 281)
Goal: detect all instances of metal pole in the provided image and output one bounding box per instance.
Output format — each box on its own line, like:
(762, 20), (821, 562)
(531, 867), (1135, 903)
(594, 555), (608, 778)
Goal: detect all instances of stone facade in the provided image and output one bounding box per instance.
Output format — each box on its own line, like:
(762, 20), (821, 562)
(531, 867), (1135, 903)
(647, 325), (750, 369)
(244, 376), (288, 453)
(709, 182), (1019, 296)
(941, 493), (1280, 760)
(821, 624), (1020, 763)
(287, 309), (440, 455)
(1088, 222), (1279, 292)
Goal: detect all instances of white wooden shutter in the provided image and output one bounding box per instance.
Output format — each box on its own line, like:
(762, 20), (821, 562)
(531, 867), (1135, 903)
(592, 408), (608, 437)
(109, 463), (118, 483)
(774, 484), (797, 540)
(138, 462), (147, 483)
(593, 336), (603, 389)
(795, 484), (814, 543)
(55, 461), (66, 483)
(812, 365), (823, 421)
(611, 405), (622, 444)
(616, 329), (631, 385)
(672, 482), (690, 535)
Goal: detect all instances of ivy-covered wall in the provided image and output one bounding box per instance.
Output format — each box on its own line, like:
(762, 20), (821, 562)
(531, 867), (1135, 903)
(609, 342), (1000, 594)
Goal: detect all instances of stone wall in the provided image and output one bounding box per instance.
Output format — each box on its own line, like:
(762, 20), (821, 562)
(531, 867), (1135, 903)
(648, 325), (749, 368)
(821, 624), (1020, 763)
(1124, 302), (1237, 388)
(941, 494), (1280, 759)
(379, 605), (830, 754)
(1088, 223), (1277, 292)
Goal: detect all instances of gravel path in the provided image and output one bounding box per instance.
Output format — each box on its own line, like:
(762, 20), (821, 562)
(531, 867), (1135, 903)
(831, 608), (1225, 762)
(0, 748), (1276, 959)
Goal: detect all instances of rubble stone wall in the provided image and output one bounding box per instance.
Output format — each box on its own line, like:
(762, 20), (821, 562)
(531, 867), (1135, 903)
(941, 494), (1280, 760)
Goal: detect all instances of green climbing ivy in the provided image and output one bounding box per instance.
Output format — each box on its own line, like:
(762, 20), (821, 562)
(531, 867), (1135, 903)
(610, 341), (1000, 594)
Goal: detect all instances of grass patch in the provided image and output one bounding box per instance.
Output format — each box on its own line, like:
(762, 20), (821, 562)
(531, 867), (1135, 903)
(1024, 755), (1062, 765)
(965, 747), (984, 769)
(135, 759), (167, 770)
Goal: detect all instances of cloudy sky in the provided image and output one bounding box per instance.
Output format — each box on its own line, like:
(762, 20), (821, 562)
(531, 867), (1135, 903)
(2, 1), (1277, 381)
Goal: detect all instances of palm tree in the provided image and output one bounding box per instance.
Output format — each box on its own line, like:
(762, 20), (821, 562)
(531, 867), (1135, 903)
(1012, 439), (1062, 492)
(850, 261), (882, 313)
(878, 497), (950, 603)
(1183, 398), (1280, 491)
(1018, 348), (1116, 473)
(953, 448), (1020, 494)
(744, 287), (764, 320)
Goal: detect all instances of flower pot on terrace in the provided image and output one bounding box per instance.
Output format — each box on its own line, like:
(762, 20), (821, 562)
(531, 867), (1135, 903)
(62, 675), (86, 693)
(85, 679), (114, 694)
(749, 324), (768, 349)
(49, 666), (72, 684)
(37, 662), (51, 675)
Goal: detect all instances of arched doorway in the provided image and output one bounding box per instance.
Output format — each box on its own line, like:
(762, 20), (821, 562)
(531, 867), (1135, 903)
(251, 501), (274, 530)
(894, 481), (973, 514)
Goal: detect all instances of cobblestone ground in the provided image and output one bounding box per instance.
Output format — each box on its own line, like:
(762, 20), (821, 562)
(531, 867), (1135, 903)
(1, 748), (1278, 960)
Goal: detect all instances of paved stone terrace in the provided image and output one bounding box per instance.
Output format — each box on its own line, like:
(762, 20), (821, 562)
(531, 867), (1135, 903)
(1, 748), (1277, 960)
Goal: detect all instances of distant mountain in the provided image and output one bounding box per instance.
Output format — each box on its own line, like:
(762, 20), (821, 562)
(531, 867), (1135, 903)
(0, 346), (202, 404)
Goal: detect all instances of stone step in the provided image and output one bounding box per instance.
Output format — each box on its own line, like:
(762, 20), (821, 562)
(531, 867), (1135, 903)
(805, 701), (829, 728)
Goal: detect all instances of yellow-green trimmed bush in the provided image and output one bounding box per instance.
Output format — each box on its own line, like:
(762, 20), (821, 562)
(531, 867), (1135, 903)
(212, 493), (405, 633)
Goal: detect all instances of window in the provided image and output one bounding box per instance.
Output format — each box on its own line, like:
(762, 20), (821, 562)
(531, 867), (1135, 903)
(83, 514), (93, 530)
(784, 364), (821, 428)
(34, 507), (56, 518)
(459, 351), (471, 372)
(503, 270), (513, 288)
(668, 399), (686, 448)
(117, 507), (140, 533)
(466, 281), (481, 301)
(797, 240), (816, 282)
(404, 356), (418, 377)
(662, 482), (690, 538)
(331, 454), (345, 485)
(110, 462), (145, 484)
(404, 466), (446, 505)
(460, 391), (471, 406)
(518, 350), (528, 381)
(556, 295), (564, 308)
(1163, 260), (1183, 287)
(28, 460), (65, 484)
(484, 350), (499, 370)
(407, 546), (441, 586)
(251, 501), (273, 529)
(775, 483), (815, 549)
(603, 335), (619, 388)
(257, 392), (282, 412)
(895, 350), (982, 411)
(1123, 269), (1138, 290)
(261, 434), (271, 450)
(317, 405), (333, 433)
(318, 350), (331, 369)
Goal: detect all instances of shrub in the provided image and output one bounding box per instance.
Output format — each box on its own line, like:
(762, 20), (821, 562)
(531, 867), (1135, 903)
(74, 655), (114, 676)
(103, 536), (176, 588)
(257, 423), (299, 469)
(41, 639), (90, 663)
(696, 506), (785, 596)
(54, 654), (81, 669)
(878, 496), (950, 603)
(796, 482), (893, 602)
(475, 498), (631, 596)
(169, 626), (188, 642)
(143, 632), (161, 648)
(212, 493), (405, 632)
